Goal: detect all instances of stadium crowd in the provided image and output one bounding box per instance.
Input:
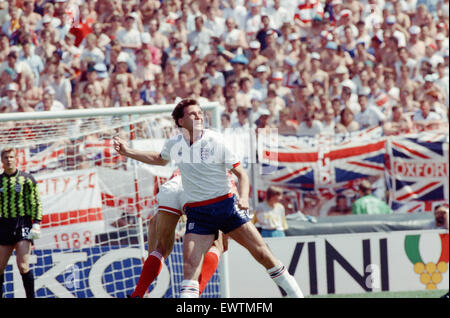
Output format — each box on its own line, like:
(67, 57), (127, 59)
(0, 0), (448, 137)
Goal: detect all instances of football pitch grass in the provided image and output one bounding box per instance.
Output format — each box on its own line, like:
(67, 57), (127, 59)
(309, 289), (447, 298)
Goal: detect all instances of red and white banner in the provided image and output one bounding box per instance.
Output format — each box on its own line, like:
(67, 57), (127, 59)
(34, 169), (104, 249)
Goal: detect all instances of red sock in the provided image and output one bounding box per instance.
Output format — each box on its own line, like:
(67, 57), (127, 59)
(198, 249), (220, 295)
(131, 251), (164, 298)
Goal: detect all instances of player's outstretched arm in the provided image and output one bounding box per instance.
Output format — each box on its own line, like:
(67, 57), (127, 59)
(113, 136), (169, 166)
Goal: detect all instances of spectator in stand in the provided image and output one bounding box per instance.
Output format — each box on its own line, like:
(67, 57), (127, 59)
(49, 65), (72, 109)
(301, 192), (325, 218)
(277, 107), (298, 136)
(413, 98), (443, 122)
(383, 105), (413, 136)
(335, 107), (359, 134)
(0, 0), (446, 147)
(297, 111), (323, 137)
(0, 82), (18, 113)
(352, 179), (393, 215)
(34, 87), (65, 111)
(328, 194), (352, 216)
(354, 89), (386, 130)
(252, 185), (288, 238)
(116, 15), (142, 59)
(321, 106), (336, 134)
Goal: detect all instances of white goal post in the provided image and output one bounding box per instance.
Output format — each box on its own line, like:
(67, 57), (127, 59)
(0, 102), (231, 298)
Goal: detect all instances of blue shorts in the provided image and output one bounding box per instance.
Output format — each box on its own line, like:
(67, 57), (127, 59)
(184, 195), (250, 236)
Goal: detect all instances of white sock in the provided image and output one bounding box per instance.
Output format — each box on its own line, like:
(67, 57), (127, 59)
(179, 279), (199, 298)
(267, 262), (304, 298)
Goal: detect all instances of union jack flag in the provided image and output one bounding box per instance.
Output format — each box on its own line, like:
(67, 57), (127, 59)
(386, 133), (449, 212)
(259, 128), (386, 195)
(17, 143), (66, 173)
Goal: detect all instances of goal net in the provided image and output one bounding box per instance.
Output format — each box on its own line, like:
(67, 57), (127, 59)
(0, 104), (223, 298)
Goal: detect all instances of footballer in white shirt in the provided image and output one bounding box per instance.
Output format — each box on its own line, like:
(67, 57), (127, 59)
(113, 98), (304, 298)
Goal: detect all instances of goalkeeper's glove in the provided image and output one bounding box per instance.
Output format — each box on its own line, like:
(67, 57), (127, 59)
(27, 223), (41, 240)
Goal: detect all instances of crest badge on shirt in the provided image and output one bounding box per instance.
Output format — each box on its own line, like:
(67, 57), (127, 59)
(200, 147), (210, 161)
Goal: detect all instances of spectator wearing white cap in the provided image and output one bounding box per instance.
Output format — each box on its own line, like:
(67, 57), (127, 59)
(415, 73), (446, 105)
(270, 71), (292, 101)
(407, 25), (426, 60)
(340, 80), (360, 115)
(0, 83), (19, 113)
(247, 40), (269, 74)
(435, 32), (449, 54)
(281, 56), (300, 89)
(322, 41), (345, 75)
(252, 64), (270, 100)
(284, 32), (303, 61)
(335, 9), (358, 40)
(309, 51), (329, 94)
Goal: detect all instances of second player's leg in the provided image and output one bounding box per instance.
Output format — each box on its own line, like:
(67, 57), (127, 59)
(154, 211), (180, 258)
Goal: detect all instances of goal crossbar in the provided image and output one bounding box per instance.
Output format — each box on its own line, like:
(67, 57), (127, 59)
(0, 102), (222, 126)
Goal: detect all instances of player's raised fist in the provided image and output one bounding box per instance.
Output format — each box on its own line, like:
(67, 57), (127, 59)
(113, 136), (129, 156)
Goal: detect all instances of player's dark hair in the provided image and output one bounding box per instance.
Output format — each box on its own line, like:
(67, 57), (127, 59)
(171, 98), (199, 128)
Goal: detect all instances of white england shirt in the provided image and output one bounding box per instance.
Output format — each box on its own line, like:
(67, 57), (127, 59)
(160, 129), (240, 204)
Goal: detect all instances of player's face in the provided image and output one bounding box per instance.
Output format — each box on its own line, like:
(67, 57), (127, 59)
(180, 105), (204, 133)
(1, 150), (17, 172)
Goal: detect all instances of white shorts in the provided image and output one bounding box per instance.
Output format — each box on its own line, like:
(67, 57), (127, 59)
(156, 175), (184, 217)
